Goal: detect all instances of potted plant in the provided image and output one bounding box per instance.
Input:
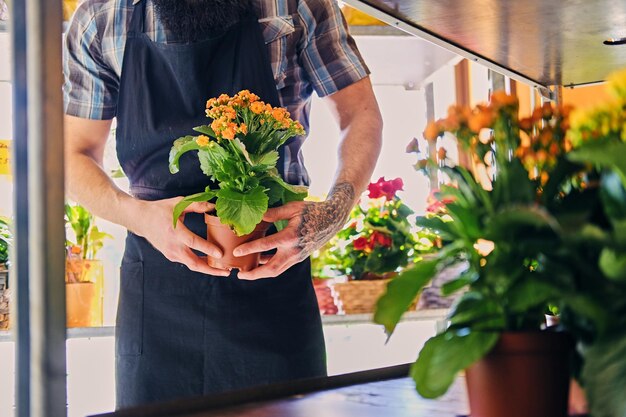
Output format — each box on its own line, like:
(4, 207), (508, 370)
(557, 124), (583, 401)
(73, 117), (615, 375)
(169, 90), (307, 271)
(65, 203), (112, 328)
(324, 177), (420, 314)
(374, 92), (591, 417)
(0, 216), (11, 330)
(549, 68), (626, 417)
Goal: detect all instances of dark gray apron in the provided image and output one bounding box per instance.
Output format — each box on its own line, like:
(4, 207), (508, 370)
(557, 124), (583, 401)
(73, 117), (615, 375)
(114, 0), (326, 408)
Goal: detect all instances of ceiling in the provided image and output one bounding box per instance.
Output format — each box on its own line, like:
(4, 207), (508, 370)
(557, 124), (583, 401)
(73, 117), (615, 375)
(352, 33), (459, 89)
(344, 0), (626, 87)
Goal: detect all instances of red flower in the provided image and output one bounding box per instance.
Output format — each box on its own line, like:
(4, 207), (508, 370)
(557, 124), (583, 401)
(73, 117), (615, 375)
(368, 177), (404, 201)
(371, 231), (392, 248)
(353, 237), (370, 251)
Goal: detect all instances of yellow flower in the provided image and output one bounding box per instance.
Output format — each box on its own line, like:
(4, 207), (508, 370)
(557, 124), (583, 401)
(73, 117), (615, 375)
(423, 121), (440, 141)
(196, 135), (210, 146)
(607, 67), (626, 100)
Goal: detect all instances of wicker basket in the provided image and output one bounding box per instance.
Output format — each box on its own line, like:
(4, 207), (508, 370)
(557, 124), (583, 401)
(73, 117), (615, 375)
(334, 276), (420, 315)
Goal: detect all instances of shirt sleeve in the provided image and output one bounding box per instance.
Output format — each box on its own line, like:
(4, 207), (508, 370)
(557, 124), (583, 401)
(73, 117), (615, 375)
(63, 2), (119, 120)
(297, 0), (370, 97)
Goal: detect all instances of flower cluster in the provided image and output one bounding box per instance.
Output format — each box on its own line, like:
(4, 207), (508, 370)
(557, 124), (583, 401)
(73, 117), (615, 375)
(367, 176), (404, 200)
(203, 90), (304, 142)
(353, 230), (393, 252)
(325, 177), (418, 280)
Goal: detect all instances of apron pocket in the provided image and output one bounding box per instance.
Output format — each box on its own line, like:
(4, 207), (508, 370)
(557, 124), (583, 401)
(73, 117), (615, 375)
(116, 261), (144, 356)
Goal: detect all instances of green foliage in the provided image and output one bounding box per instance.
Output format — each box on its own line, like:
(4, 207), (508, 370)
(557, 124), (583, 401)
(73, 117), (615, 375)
(0, 216), (11, 266)
(324, 189), (422, 281)
(65, 203), (112, 260)
(169, 92), (308, 236)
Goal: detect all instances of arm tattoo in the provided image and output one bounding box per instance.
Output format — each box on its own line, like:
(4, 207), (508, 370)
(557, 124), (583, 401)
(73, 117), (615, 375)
(297, 182), (355, 258)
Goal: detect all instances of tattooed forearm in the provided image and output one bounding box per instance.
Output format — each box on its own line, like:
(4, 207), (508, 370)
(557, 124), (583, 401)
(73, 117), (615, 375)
(297, 182), (355, 258)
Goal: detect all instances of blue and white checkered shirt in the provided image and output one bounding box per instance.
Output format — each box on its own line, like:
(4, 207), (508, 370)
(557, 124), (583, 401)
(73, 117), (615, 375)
(63, 0), (370, 185)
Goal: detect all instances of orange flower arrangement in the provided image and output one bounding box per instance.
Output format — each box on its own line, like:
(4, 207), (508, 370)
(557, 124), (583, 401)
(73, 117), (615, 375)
(169, 90), (307, 236)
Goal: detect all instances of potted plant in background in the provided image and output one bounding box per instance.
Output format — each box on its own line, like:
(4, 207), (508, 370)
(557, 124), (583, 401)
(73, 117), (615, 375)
(0, 216), (11, 330)
(325, 177), (420, 314)
(374, 92), (593, 417)
(169, 90), (307, 271)
(310, 241), (339, 316)
(65, 203), (112, 328)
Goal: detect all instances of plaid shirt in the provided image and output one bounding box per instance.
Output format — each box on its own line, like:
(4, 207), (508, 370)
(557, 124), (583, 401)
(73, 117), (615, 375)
(63, 0), (369, 185)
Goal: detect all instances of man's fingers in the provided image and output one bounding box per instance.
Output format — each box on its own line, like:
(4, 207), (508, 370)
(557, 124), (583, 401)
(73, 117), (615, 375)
(259, 254), (273, 264)
(182, 201), (215, 214)
(179, 248), (230, 277)
(233, 233), (285, 257)
(262, 202), (302, 222)
(237, 258), (288, 280)
(175, 222), (223, 258)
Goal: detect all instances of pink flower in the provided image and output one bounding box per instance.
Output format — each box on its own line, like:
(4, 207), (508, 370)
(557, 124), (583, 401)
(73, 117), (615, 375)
(368, 177), (404, 201)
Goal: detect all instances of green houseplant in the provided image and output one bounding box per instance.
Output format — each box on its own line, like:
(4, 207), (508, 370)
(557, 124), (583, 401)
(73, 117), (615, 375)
(168, 90), (308, 270)
(552, 68), (626, 417)
(375, 92), (589, 417)
(65, 203), (112, 327)
(0, 216), (11, 330)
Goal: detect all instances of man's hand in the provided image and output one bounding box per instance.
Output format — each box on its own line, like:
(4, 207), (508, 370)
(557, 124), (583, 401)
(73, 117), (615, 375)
(234, 183), (355, 280)
(130, 197), (230, 277)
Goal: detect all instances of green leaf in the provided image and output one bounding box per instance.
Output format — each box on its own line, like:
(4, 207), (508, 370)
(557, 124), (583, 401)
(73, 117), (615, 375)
(415, 216), (456, 240)
(252, 150), (279, 169)
(448, 291), (505, 330)
(485, 205), (559, 240)
(193, 125), (216, 137)
(232, 138), (254, 165)
(599, 248), (626, 282)
(172, 191), (217, 228)
(569, 140), (626, 184)
(582, 332), (626, 417)
(169, 136), (201, 174)
(441, 269), (477, 296)
(506, 278), (561, 313)
(411, 330), (499, 398)
(267, 169), (308, 198)
(374, 258), (439, 335)
(215, 186), (269, 236)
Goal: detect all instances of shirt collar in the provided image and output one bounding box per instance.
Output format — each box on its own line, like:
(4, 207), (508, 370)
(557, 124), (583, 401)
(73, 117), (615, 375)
(133, 0), (141, 4)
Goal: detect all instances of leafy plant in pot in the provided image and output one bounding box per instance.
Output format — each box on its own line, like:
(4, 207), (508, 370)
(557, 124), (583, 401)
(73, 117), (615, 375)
(550, 68), (626, 417)
(325, 177), (421, 314)
(65, 203), (112, 328)
(169, 90), (307, 271)
(375, 93), (591, 417)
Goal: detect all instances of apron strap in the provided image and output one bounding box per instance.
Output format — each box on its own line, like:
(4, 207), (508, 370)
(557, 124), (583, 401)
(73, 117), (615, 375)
(128, 0), (147, 36)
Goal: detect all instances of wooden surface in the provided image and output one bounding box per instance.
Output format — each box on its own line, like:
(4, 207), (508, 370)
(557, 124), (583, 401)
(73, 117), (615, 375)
(96, 364), (470, 417)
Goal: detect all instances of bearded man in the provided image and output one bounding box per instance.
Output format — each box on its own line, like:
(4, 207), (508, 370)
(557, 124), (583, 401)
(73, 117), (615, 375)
(63, 0), (382, 409)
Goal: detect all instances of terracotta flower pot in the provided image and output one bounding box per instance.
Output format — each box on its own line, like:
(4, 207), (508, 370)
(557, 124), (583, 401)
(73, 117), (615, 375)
(205, 214), (270, 272)
(65, 259), (104, 328)
(465, 331), (573, 417)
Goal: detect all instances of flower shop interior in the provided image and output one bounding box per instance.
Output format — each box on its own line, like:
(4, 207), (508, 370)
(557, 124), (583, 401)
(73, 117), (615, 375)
(1, 1), (626, 417)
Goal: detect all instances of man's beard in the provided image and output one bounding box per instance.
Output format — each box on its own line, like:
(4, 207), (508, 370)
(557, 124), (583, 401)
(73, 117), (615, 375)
(153, 0), (253, 42)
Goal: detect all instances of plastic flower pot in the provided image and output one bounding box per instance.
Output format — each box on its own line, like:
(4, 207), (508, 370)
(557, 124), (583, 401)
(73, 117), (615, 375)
(205, 214), (270, 272)
(465, 331), (573, 417)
